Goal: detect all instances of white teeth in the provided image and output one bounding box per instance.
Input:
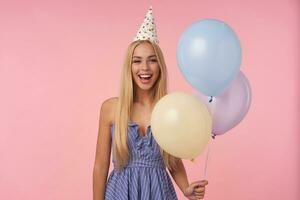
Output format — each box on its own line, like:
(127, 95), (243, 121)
(140, 75), (151, 78)
(139, 74), (152, 78)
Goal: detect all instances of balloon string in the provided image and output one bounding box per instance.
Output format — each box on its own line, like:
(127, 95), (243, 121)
(203, 140), (210, 179)
(202, 134), (214, 200)
(204, 133), (215, 179)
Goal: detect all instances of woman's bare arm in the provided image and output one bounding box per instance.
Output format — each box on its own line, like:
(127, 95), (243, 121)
(93, 98), (116, 200)
(169, 159), (190, 196)
(169, 159), (208, 199)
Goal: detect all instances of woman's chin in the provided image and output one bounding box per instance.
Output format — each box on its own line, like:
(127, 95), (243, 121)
(136, 83), (154, 91)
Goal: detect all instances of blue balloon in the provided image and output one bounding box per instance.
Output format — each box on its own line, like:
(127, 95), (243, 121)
(177, 19), (242, 96)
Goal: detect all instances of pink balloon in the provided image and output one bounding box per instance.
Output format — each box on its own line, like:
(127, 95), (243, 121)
(194, 71), (252, 136)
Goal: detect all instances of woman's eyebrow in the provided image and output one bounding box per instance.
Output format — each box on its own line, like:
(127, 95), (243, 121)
(133, 55), (157, 58)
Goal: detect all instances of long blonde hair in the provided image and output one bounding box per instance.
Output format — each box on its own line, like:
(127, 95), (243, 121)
(113, 40), (180, 172)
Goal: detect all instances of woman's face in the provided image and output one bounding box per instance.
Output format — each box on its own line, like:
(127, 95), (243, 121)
(131, 42), (160, 91)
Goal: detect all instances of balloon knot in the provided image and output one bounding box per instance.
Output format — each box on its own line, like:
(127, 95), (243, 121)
(211, 133), (216, 139)
(209, 96), (213, 103)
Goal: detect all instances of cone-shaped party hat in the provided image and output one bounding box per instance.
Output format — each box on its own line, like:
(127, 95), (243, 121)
(133, 6), (159, 44)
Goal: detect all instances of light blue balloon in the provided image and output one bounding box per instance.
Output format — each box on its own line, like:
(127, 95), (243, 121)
(177, 19), (242, 96)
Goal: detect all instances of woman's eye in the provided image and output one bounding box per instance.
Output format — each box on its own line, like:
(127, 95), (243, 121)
(133, 59), (156, 63)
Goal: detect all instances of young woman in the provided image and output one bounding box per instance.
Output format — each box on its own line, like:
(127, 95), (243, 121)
(93, 7), (208, 200)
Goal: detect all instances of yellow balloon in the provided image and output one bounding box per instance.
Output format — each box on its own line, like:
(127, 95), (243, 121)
(151, 92), (212, 159)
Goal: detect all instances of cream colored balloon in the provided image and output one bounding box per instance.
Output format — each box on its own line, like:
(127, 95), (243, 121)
(151, 92), (212, 159)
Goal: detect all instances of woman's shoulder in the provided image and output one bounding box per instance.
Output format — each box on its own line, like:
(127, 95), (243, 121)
(100, 97), (118, 126)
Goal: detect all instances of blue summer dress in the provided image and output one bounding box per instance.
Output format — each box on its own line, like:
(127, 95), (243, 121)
(104, 121), (178, 200)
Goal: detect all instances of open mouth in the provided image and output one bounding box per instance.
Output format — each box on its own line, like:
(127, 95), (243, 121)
(138, 74), (152, 80)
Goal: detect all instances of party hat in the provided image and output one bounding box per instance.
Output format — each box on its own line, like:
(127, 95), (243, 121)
(133, 6), (159, 44)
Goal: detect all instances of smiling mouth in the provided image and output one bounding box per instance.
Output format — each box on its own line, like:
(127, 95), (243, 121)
(138, 74), (152, 80)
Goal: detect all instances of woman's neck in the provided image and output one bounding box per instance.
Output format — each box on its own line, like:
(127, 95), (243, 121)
(133, 88), (155, 106)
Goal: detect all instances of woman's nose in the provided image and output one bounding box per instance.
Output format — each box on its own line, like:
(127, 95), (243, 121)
(141, 61), (150, 69)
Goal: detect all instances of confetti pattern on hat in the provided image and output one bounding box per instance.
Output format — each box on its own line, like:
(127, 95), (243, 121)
(133, 6), (159, 44)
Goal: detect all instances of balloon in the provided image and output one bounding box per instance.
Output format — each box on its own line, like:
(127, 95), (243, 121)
(195, 71), (251, 136)
(151, 92), (212, 159)
(177, 19), (242, 96)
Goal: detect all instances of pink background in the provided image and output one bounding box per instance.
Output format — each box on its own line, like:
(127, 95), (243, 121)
(0, 0), (299, 199)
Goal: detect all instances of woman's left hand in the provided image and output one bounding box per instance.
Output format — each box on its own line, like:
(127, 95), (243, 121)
(183, 180), (208, 200)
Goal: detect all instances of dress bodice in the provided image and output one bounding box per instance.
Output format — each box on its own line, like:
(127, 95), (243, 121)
(110, 121), (165, 169)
